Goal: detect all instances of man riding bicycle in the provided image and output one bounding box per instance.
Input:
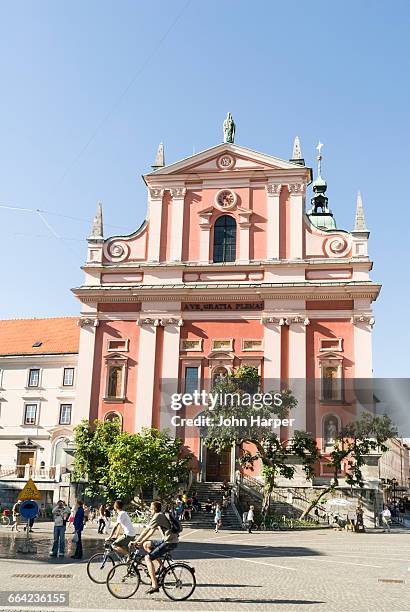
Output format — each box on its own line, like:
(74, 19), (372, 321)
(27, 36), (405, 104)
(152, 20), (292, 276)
(106, 500), (136, 557)
(131, 500), (179, 595)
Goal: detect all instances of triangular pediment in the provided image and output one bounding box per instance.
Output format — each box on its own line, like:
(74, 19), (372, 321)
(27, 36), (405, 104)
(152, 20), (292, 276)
(146, 143), (307, 177)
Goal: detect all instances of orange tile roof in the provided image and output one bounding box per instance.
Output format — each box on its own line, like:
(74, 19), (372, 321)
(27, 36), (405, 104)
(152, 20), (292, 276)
(0, 317), (79, 356)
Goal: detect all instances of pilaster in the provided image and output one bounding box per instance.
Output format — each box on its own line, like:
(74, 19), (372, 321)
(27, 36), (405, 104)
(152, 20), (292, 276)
(147, 188), (164, 262)
(288, 182), (305, 259)
(169, 187), (186, 262)
(265, 183), (281, 259)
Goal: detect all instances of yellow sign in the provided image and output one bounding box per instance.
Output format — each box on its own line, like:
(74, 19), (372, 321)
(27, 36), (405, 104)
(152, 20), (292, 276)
(18, 478), (42, 501)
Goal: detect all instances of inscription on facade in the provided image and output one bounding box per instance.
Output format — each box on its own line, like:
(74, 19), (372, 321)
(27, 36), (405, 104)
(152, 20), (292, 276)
(183, 302), (263, 311)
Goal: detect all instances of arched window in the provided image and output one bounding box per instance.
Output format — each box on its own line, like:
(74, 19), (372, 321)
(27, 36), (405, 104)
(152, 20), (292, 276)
(213, 215), (236, 263)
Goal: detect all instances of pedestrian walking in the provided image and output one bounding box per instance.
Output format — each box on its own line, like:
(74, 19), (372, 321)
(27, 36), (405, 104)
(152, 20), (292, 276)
(11, 501), (21, 532)
(214, 503), (222, 533)
(104, 505), (112, 533)
(247, 505), (255, 533)
(98, 504), (106, 534)
(381, 506), (391, 533)
(50, 500), (70, 557)
(71, 500), (85, 559)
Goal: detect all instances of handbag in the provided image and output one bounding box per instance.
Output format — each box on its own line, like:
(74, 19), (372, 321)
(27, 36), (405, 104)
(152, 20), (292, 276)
(72, 532), (79, 544)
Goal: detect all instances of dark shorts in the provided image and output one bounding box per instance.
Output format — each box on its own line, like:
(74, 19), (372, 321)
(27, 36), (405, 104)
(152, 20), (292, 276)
(148, 539), (178, 560)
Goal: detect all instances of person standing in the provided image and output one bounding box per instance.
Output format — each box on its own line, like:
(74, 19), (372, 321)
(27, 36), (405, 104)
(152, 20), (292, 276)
(50, 500), (70, 557)
(11, 501), (21, 532)
(71, 500), (85, 559)
(104, 505), (112, 533)
(381, 506), (391, 533)
(247, 505), (255, 534)
(98, 504), (106, 534)
(214, 503), (222, 533)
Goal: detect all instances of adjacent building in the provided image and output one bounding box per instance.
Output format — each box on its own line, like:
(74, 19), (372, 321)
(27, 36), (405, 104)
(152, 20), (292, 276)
(0, 317), (79, 505)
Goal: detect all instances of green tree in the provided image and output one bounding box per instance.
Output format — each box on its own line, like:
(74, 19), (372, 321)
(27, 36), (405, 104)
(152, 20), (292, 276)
(108, 428), (192, 505)
(72, 418), (122, 499)
(203, 366), (319, 512)
(300, 412), (397, 518)
(73, 421), (192, 505)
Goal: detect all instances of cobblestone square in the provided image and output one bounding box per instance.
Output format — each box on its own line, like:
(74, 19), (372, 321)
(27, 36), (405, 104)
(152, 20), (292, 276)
(1, 526), (410, 611)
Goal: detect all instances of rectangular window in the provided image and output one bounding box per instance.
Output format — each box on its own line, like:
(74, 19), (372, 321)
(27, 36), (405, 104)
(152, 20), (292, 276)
(59, 404), (72, 425)
(24, 403), (37, 425)
(107, 365), (124, 399)
(184, 367), (199, 395)
(28, 368), (40, 388)
(63, 367), (74, 386)
(322, 367), (342, 401)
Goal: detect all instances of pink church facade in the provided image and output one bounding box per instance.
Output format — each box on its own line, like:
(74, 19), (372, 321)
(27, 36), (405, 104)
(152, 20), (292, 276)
(72, 132), (380, 484)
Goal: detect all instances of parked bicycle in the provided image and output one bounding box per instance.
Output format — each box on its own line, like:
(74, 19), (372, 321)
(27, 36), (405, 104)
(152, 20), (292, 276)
(87, 541), (151, 585)
(106, 549), (196, 601)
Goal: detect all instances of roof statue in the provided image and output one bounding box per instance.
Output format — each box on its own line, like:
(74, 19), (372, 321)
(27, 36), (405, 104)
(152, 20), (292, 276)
(223, 112), (236, 144)
(152, 142), (165, 170)
(89, 202), (104, 240)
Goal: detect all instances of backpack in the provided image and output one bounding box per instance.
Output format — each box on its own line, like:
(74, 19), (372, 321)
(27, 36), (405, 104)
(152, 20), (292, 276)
(167, 511), (183, 534)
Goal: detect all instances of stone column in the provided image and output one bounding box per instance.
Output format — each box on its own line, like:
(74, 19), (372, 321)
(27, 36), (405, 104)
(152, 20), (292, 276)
(159, 317), (183, 433)
(265, 183), (281, 259)
(169, 187), (186, 262)
(288, 182), (305, 259)
(134, 318), (159, 430)
(287, 315), (309, 431)
(147, 188), (164, 262)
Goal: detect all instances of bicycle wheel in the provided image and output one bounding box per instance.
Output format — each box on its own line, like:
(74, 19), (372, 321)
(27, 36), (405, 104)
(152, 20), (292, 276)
(161, 563), (196, 601)
(87, 553), (115, 584)
(0, 516), (10, 527)
(106, 563), (140, 599)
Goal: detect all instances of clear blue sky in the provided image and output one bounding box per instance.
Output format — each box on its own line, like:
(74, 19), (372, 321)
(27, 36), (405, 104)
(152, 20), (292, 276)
(0, 0), (409, 377)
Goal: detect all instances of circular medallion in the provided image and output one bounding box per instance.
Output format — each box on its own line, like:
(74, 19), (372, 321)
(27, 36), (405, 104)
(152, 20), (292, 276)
(215, 189), (237, 210)
(217, 154), (235, 170)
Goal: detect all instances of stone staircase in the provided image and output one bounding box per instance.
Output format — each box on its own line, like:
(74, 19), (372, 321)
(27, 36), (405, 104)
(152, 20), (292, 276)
(179, 481), (241, 530)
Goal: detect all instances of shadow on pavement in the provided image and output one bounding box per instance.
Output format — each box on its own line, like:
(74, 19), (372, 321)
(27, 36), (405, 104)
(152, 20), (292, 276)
(0, 533), (322, 563)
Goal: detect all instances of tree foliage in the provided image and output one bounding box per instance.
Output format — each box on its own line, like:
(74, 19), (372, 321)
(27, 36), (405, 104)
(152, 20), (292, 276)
(73, 420), (192, 504)
(203, 366), (320, 510)
(300, 412), (397, 518)
(329, 412), (397, 487)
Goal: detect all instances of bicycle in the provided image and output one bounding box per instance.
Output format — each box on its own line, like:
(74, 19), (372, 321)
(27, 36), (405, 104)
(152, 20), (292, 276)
(106, 549), (196, 601)
(87, 541), (151, 585)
